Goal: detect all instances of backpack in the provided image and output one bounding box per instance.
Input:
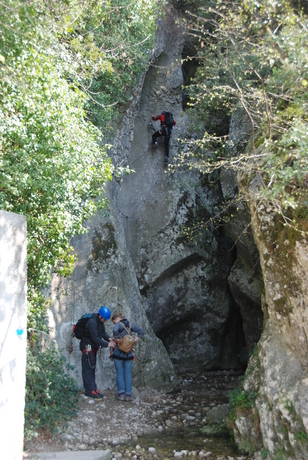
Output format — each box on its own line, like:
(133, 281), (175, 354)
(117, 323), (135, 354)
(162, 111), (174, 128)
(72, 313), (94, 339)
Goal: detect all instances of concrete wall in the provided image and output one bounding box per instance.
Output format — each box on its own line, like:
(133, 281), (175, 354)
(0, 210), (27, 460)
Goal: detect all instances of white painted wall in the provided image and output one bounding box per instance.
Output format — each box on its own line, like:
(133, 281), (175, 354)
(0, 210), (27, 460)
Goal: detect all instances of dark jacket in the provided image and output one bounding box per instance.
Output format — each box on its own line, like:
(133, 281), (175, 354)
(111, 318), (144, 360)
(80, 313), (110, 351)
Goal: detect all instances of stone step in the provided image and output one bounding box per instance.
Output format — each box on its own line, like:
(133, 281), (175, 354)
(23, 450), (111, 460)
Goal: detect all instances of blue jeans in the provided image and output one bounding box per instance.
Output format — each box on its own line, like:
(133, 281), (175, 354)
(113, 359), (133, 396)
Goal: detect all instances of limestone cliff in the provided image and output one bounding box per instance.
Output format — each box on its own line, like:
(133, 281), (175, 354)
(218, 107), (308, 458)
(232, 187), (308, 458)
(48, 8), (263, 393)
(44, 4), (308, 458)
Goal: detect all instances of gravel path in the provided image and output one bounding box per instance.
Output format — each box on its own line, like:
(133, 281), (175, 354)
(24, 370), (263, 460)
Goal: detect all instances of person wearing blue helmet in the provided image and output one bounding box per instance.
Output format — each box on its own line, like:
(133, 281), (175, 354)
(80, 306), (115, 398)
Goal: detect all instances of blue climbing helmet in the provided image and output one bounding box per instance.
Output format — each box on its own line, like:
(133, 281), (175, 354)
(98, 306), (111, 320)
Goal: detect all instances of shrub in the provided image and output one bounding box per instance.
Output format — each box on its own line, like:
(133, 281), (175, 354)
(227, 380), (257, 432)
(175, 0), (308, 224)
(25, 344), (79, 439)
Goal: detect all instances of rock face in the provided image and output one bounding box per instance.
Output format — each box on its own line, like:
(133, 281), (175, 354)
(219, 110), (308, 458)
(48, 8), (263, 392)
(220, 110), (264, 361)
(45, 4), (308, 459)
(232, 191), (308, 458)
(115, 10), (255, 371)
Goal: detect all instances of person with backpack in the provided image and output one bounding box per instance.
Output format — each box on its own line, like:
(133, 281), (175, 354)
(79, 306), (115, 399)
(110, 312), (144, 402)
(151, 111), (176, 162)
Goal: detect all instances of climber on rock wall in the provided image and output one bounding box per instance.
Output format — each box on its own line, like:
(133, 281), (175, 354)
(151, 111), (176, 163)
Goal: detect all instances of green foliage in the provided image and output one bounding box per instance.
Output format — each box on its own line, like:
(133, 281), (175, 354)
(294, 427), (308, 442)
(25, 344), (79, 439)
(227, 377), (257, 432)
(0, 0), (112, 334)
(177, 0), (308, 222)
(62, 0), (160, 135)
(282, 400), (308, 444)
(272, 446), (289, 460)
(200, 422), (230, 437)
(284, 399), (295, 415)
(229, 386), (257, 412)
(0, 0), (160, 436)
(0, 0), (159, 333)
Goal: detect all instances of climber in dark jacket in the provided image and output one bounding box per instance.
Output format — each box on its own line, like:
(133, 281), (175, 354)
(80, 306), (115, 398)
(152, 111), (176, 162)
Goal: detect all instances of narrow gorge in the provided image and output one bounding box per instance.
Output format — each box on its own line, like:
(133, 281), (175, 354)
(47, 6), (308, 460)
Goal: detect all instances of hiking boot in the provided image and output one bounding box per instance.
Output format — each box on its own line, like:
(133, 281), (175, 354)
(117, 393), (125, 401)
(86, 390), (100, 399)
(125, 395), (132, 402)
(95, 390), (104, 398)
(164, 156), (169, 163)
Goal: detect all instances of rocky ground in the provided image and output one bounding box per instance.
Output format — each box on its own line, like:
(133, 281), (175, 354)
(24, 369), (264, 460)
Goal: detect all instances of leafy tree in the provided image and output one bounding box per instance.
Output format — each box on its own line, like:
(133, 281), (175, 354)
(1, 0), (159, 332)
(0, 0), (159, 435)
(177, 0), (308, 228)
(56, 0), (160, 134)
(0, 2), (112, 333)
